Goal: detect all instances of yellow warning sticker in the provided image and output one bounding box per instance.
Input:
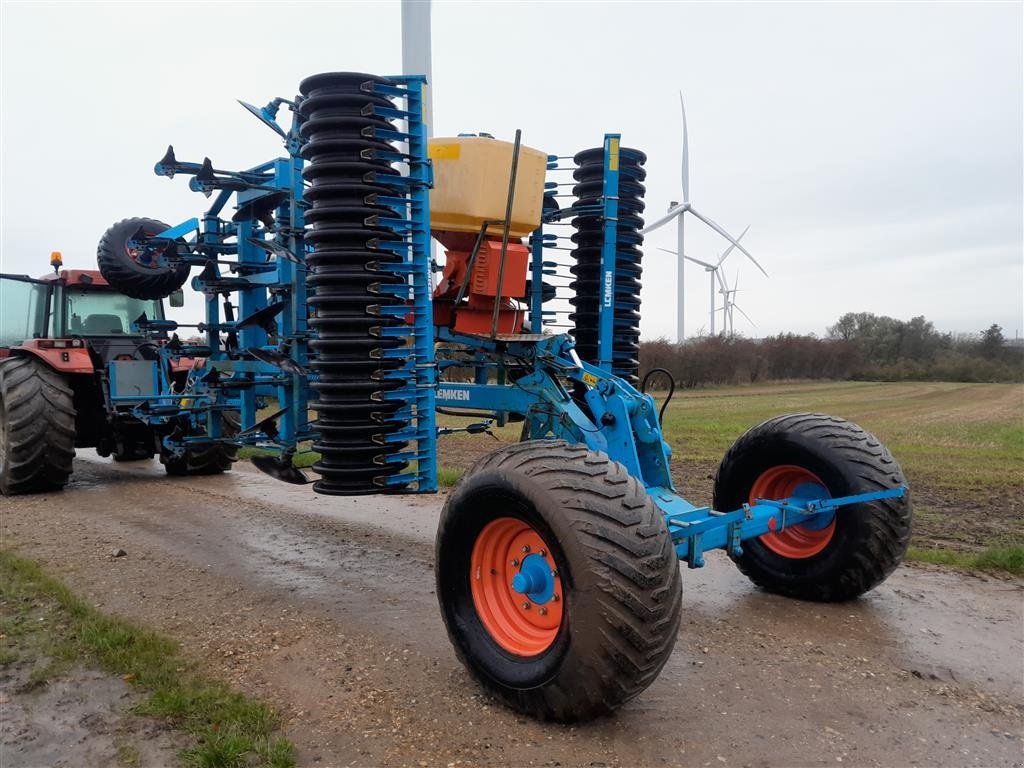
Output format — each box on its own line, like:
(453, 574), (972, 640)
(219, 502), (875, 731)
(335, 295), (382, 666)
(608, 138), (620, 171)
(582, 372), (599, 386)
(428, 142), (460, 160)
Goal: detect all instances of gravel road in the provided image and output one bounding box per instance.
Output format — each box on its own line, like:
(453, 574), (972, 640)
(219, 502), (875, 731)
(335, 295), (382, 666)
(2, 454), (1022, 767)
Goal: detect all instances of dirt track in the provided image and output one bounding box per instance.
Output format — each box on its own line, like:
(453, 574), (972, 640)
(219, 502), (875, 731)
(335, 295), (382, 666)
(2, 454), (1022, 767)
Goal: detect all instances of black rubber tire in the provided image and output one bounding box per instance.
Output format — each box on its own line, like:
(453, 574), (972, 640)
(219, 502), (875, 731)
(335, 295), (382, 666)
(161, 413), (238, 476)
(0, 357), (76, 495)
(712, 413), (911, 602)
(97, 217), (190, 300)
(436, 440), (682, 722)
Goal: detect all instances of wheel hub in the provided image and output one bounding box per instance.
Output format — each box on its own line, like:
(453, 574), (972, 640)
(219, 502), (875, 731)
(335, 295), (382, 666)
(510, 553), (556, 604)
(470, 517), (564, 656)
(751, 465), (835, 559)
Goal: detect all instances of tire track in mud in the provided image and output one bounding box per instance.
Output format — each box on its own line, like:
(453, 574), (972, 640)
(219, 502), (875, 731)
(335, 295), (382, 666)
(2, 454), (1021, 767)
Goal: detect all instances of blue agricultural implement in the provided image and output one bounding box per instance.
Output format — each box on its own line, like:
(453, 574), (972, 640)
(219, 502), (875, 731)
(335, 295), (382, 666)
(0, 73), (911, 722)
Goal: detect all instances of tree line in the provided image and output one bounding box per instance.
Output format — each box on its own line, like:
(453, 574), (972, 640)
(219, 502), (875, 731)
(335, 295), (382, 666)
(639, 314), (1023, 388)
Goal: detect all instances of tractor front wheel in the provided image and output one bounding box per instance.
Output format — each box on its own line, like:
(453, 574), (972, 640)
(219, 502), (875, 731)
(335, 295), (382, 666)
(0, 357), (76, 495)
(713, 413), (911, 602)
(435, 440), (682, 722)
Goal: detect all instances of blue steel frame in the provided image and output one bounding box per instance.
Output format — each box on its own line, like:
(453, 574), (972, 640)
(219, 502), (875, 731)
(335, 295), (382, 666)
(436, 132), (906, 569)
(113, 90), (904, 568)
(597, 134), (620, 371)
(433, 328), (905, 568)
(107, 78), (436, 490)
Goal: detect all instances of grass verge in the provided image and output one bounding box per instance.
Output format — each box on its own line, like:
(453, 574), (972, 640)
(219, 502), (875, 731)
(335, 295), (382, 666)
(437, 466), (464, 487)
(906, 545), (1024, 575)
(0, 550), (295, 768)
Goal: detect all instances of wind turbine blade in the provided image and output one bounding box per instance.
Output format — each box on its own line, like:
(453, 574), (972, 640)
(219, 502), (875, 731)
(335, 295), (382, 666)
(679, 91), (690, 203)
(689, 207), (768, 277)
(734, 305), (756, 326)
(658, 247), (713, 268)
(640, 203), (686, 234)
(715, 224), (750, 267)
(713, 268), (729, 293)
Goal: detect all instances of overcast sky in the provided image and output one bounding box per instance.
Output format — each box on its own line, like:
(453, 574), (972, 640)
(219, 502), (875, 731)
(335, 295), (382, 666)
(2, 1), (1021, 340)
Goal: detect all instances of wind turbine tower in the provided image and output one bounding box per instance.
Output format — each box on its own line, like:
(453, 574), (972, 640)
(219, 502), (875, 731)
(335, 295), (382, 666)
(642, 94), (766, 342)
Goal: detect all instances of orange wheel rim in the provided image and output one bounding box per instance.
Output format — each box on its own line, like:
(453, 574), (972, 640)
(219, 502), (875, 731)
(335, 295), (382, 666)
(751, 465), (835, 559)
(470, 517), (564, 656)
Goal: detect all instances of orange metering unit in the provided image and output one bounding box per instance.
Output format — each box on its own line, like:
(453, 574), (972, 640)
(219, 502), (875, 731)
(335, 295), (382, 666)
(428, 135), (548, 335)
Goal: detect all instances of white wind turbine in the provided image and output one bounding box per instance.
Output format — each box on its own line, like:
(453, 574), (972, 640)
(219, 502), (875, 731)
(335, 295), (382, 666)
(718, 268), (756, 336)
(642, 93), (767, 342)
(659, 224), (750, 336)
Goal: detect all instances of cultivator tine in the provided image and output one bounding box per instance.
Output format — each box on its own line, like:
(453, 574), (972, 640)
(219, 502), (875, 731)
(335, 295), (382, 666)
(196, 158), (216, 185)
(250, 453), (311, 485)
(236, 406), (288, 440)
(247, 346), (307, 376)
(236, 301), (288, 335)
(154, 145), (179, 177)
(247, 237), (302, 264)
(232, 191), (289, 225)
(237, 99), (287, 139)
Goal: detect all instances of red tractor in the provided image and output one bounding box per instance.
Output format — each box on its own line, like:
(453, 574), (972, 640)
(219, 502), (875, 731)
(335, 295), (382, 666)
(0, 221), (235, 495)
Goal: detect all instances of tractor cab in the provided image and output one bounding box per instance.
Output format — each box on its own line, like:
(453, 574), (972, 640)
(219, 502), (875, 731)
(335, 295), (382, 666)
(0, 259), (192, 472)
(0, 264), (181, 366)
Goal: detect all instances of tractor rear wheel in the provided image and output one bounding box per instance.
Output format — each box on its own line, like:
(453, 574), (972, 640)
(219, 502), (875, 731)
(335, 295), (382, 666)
(713, 413), (911, 602)
(97, 217), (191, 300)
(0, 357), (76, 495)
(435, 440), (682, 722)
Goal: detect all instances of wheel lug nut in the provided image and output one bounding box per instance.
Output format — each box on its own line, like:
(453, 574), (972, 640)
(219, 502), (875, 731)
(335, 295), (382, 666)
(538, 607), (548, 616)
(539, 549), (547, 557)
(552, 593), (560, 602)
(522, 545), (530, 553)
(511, 558), (519, 566)
(522, 602), (531, 610)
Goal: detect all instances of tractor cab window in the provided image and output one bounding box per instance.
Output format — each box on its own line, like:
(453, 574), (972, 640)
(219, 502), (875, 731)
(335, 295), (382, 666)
(64, 287), (163, 336)
(0, 276), (49, 347)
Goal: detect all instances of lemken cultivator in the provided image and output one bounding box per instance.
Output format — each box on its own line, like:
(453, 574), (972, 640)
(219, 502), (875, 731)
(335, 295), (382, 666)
(0, 73), (911, 721)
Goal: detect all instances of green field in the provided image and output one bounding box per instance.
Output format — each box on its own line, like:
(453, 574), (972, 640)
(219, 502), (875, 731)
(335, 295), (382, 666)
(436, 381), (1024, 565)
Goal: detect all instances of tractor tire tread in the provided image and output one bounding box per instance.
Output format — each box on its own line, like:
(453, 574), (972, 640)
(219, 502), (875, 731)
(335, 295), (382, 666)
(439, 440), (682, 722)
(0, 357), (76, 494)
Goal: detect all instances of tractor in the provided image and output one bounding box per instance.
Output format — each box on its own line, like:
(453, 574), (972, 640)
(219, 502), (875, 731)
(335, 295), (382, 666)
(0, 72), (913, 723)
(0, 243), (236, 494)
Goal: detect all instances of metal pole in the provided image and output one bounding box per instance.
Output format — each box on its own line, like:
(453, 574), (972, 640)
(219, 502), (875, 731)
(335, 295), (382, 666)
(401, 0), (433, 137)
(709, 270), (715, 335)
(402, 0), (436, 286)
(491, 130), (522, 337)
(676, 212), (685, 342)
